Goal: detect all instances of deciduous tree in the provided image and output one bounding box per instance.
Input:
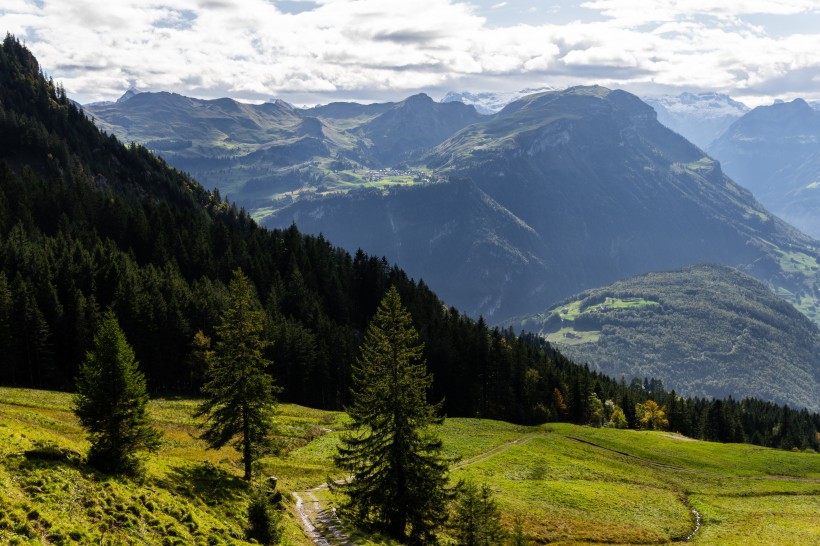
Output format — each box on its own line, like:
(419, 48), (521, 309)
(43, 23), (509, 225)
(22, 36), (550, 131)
(635, 399), (668, 431)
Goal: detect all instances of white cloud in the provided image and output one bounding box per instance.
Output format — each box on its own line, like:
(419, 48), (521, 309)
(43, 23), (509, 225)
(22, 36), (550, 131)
(1, 0), (819, 105)
(581, 0), (820, 26)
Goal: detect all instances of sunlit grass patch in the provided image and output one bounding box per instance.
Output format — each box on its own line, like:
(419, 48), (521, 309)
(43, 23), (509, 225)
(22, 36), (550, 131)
(3, 389), (820, 545)
(692, 493), (820, 545)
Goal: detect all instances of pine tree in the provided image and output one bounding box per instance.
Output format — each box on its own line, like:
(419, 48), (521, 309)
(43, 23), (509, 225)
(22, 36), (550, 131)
(73, 309), (161, 474)
(196, 269), (278, 481)
(451, 481), (505, 546)
(332, 285), (453, 544)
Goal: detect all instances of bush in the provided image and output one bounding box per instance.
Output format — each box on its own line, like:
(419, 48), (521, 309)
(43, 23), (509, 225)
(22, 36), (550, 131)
(246, 489), (282, 545)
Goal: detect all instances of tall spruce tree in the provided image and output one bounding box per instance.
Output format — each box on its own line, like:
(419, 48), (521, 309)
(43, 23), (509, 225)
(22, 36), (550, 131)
(332, 286), (452, 544)
(196, 269), (278, 481)
(73, 309), (161, 474)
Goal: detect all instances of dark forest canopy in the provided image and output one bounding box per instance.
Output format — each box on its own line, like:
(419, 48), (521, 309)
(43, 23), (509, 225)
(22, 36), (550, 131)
(0, 35), (818, 451)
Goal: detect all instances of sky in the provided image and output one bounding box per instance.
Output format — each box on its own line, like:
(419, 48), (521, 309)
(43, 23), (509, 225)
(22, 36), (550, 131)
(2, 0), (820, 107)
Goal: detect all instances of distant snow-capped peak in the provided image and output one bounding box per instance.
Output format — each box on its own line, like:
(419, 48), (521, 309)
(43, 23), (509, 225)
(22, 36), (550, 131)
(441, 87), (555, 114)
(643, 92), (749, 120)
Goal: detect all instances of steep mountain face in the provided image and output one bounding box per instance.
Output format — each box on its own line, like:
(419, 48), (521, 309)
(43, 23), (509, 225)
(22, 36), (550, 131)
(273, 179), (552, 317)
(707, 99), (820, 240)
(266, 86), (820, 325)
(511, 264), (820, 411)
(643, 92), (749, 149)
(440, 87), (554, 114)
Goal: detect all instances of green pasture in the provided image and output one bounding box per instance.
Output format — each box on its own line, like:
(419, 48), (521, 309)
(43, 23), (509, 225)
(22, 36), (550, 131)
(1, 388), (820, 544)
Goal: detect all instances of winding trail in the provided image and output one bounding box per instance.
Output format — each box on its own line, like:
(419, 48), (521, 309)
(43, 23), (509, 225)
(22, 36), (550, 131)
(292, 490), (331, 546)
(293, 482), (353, 546)
(294, 429), (819, 544)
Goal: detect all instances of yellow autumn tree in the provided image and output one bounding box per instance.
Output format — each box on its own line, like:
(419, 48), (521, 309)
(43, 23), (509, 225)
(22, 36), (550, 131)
(635, 400), (669, 431)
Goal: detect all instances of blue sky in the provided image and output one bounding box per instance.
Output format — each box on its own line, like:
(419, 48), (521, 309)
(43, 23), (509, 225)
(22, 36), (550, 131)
(2, 0), (819, 106)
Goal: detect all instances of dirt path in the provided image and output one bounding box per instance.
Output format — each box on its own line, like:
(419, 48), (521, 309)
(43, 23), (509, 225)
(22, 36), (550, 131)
(292, 481), (353, 546)
(453, 433), (537, 469)
(292, 490), (332, 546)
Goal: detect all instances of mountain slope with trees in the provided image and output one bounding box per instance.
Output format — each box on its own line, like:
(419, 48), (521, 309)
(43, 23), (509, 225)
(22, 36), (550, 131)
(511, 264), (820, 411)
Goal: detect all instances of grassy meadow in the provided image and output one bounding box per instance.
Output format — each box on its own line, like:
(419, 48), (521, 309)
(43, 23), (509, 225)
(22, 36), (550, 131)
(2, 388), (820, 544)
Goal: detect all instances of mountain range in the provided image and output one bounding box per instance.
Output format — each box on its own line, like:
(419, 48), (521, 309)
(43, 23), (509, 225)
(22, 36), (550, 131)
(85, 91), (482, 206)
(3, 35), (820, 418)
(0, 35), (597, 424)
(441, 90), (751, 152)
(511, 263), (820, 411)
(86, 86), (820, 325)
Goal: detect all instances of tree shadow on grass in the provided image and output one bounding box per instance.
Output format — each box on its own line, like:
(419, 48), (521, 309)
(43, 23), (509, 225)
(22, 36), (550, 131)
(14, 443), (86, 476)
(157, 462), (246, 503)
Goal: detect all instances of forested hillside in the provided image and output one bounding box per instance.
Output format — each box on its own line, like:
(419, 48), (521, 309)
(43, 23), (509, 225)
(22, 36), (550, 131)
(1, 36), (819, 451)
(513, 264), (820, 411)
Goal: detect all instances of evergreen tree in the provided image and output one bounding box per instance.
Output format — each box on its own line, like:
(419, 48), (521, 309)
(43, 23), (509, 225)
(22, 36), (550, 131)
(451, 481), (505, 546)
(73, 309), (161, 474)
(196, 269), (278, 481)
(332, 286), (452, 544)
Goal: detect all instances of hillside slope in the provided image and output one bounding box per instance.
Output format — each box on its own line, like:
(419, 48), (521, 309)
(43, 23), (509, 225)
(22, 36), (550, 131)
(3, 388), (820, 545)
(511, 264), (820, 410)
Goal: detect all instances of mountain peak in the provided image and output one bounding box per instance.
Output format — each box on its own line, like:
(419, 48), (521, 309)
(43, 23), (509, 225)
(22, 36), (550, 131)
(401, 93), (434, 106)
(771, 97), (811, 112)
(117, 86), (142, 103)
(742, 98), (817, 125)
